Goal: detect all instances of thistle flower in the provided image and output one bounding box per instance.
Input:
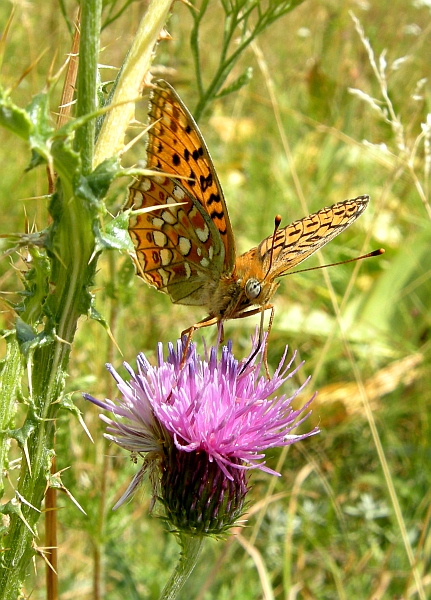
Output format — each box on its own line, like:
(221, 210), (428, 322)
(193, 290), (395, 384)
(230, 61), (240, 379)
(84, 337), (319, 536)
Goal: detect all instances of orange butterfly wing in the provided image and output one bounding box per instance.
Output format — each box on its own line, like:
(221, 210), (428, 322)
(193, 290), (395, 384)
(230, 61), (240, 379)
(128, 175), (225, 304)
(230, 196), (370, 320)
(126, 80), (236, 305)
(145, 80), (235, 272)
(254, 195), (369, 278)
(125, 80), (371, 325)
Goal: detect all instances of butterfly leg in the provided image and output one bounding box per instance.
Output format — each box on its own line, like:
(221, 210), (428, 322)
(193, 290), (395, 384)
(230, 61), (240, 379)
(229, 304), (274, 377)
(217, 320), (225, 344)
(262, 305), (275, 378)
(254, 304), (274, 377)
(164, 316), (220, 402)
(180, 315), (220, 369)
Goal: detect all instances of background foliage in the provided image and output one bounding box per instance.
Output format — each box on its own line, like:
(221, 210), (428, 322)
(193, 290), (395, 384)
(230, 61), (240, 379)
(0, 0), (430, 598)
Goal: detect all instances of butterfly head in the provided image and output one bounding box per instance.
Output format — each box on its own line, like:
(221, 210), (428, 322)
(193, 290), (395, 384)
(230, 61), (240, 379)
(241, 277), (279, 313)
(208, 250), (279, 321)
(242, 275), (279, 307)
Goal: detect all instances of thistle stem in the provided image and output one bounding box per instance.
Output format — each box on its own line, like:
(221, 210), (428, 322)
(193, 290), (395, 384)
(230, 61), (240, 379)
(74, 0), (102, 173)
(0, 0), (102, 597)
(159, 534), (205, 600)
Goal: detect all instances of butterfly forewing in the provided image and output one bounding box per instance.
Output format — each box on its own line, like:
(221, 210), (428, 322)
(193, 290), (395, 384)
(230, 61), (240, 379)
(258, 195), (370, 277)
(144, 80), (236, 273)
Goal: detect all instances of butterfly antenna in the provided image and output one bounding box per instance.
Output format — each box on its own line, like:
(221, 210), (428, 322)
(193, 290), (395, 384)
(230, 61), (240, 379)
(263, 215), (283, 282)
(282, 248), (385, 277)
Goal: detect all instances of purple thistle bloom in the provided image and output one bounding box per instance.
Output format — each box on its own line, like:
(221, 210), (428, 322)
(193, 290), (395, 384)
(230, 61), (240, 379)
(84, 337), (319, 534)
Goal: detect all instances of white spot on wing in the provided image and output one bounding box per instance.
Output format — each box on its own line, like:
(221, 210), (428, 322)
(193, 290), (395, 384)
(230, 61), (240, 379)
(153, 231), (168, 247)
(196, 224), (210, 243)
(161, 210), (177, 225)
(130, 192), (143, 209)
(138, 178), (152, 192)
(158, 268), (170, 286)
(173, 185), (186, 200)
(176, 208), (187, 222)
(168, 203), (182, 217)
(200, 257), (210, 267)
(188, 206), (199, 220)
(160, 249), (173, 266)
(162, 114), (172, 127)
(184, 263), (191, 278)
(179, 237), (192, 256)
(152, 217), (164, 228)
(137, 254), (147, 270)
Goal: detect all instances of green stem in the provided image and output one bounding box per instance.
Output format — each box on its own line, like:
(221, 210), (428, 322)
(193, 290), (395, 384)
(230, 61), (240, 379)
(0, 335), (22, 499)
(159, 534), (205, 600)
(0, 1), (102, 597)
(74, 0), (102, 173)
(190, 0), (209, 97)
(191, 1), (304, 122)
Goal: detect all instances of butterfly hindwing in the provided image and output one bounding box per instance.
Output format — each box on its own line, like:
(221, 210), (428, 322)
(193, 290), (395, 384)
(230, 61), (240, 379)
(128, 175), (224, 305)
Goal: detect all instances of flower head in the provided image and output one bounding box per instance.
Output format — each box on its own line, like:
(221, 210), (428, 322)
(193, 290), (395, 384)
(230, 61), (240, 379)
(84, 337), (319, 535)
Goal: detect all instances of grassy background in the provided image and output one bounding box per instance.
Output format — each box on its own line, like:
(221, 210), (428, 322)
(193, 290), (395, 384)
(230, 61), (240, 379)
(0, 0), (430, 598)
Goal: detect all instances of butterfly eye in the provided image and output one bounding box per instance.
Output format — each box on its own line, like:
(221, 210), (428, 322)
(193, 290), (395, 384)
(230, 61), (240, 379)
(245, 278), (261, 300)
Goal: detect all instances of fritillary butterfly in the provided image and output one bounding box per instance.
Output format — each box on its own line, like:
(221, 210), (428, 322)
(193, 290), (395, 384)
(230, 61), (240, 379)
(126, 80), (369, 337)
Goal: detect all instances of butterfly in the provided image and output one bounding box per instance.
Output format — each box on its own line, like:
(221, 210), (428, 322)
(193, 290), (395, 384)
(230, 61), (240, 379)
(126, 80), (370, 340)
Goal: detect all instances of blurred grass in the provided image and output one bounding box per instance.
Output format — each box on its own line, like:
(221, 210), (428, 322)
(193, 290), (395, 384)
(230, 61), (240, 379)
(1, 0), (430, 598)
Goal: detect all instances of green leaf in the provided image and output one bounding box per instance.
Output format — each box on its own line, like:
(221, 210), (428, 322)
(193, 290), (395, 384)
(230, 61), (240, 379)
(86, 156), (121, 200)
(88, 303), (110, 329)
(75, 174), (99, 206)
(8, 417), (38, 449)
(217, 67), (253, 98)
(15, 318), (37, 346)
(25, 149), (47, 172)
(50, 138), (81, 184)
(348, 227), (431, 348)
(19, 245), (51, 325)
(0, 91), (34, 140)
(15, 317), (54, 358)
(95, 210), (134, 253)
(26, 93), (52, 143)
